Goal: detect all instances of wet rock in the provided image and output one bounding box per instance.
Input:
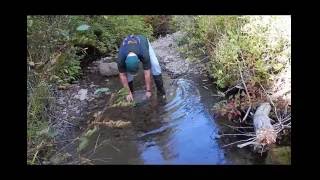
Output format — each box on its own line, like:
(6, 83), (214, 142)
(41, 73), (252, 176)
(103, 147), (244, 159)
(98, 61), (119, 76)
(93, 111), (102, 118)
(88, 97), (95, 102)
(49, 153), (72, 164)
(42, 161), (51, 165)
(74, 89), (88, 101)
(89, 84), (96, 88)
(101, 56), (113, 62)
(71, 80), (79, 84)
(58, 85), (68, 90)
(266, 146), (291, 164)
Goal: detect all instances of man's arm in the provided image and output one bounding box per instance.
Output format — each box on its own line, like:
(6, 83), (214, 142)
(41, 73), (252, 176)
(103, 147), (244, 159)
(144, 69), (152, 92)
(119, 73), (134, 102)
(119, 72), (131, 92)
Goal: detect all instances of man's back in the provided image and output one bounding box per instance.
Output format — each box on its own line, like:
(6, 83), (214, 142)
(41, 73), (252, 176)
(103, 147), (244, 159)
(117, 35), (151, 73)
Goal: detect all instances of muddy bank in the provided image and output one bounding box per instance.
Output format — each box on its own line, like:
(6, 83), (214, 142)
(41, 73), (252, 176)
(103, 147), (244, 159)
(48, 58), (122, 164)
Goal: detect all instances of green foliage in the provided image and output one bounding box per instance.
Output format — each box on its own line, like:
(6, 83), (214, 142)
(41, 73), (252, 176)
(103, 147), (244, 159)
(77, 126), (98, 152)
(49, 47), (82, 83)
(266, 146), (291, 164)
(27, 16), (83, 85)
(111, 88), (136, 107)
(27, 80), (54, 164)
(173, 16), (291, 123)
(70, 16), (154, 54)
(27, 81), (51, 143)
(174, 15), (291, 89)
(144, 15), (175, 38)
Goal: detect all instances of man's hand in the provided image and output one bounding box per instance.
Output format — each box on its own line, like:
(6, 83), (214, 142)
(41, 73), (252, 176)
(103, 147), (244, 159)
(126, 92), (134, 102)
(145, 91), (152, 99)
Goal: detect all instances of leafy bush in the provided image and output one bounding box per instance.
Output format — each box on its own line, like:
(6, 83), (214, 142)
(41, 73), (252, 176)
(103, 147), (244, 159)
(175, 16), (290, 89)
(174, 15), (291, 123)
(144, 15), (175, 37)
(70, 15), (154, 54)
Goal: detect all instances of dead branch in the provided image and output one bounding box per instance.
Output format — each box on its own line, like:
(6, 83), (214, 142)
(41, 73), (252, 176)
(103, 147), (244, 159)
(217, 133), (256, 137)
(222, 124), (254, 129)
(242, 106), (252, 123)
(237, 51), (252, 122)
(93, 133), (101, 154)
(31, 140), (44, 164)
(106, 142), (120, 152)
(222, 123), (254, 134)
(223, 137), (256, 148)
(259, 83), (281, 124)
(224, 83), (243, 95)
(237, 141), (260, 148)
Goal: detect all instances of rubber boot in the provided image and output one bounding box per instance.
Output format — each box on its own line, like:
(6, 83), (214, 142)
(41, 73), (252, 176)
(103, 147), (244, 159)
(128, 81), (134, 93)
(153, 75), (166, 100)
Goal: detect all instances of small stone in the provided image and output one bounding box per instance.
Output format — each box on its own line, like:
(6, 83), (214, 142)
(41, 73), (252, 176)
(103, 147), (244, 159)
(58, 85), (68, 90)
(42, 161), (51, 165)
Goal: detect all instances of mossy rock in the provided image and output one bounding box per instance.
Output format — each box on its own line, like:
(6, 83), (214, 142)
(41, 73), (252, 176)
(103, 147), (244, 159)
(266, 146), (291, 165)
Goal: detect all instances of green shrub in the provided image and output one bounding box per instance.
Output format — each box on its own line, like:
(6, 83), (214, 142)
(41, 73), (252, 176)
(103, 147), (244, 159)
(174, 15), (291, 89)
(70, 15), (154, 54)
(144, 15), (175, 37)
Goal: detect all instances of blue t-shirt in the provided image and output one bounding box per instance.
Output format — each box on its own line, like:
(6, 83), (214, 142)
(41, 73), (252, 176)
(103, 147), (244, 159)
(117, 35), (151, 73)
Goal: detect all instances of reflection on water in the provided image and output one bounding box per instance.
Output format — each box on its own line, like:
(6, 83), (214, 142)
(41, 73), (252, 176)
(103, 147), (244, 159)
(137, 79), (226, 164)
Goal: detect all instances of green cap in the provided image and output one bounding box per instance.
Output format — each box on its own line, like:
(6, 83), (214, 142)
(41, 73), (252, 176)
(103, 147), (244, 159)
(125, 55), (139, 74)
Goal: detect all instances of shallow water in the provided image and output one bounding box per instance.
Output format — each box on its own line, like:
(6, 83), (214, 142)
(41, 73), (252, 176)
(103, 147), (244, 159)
(74, 71), (262, 165)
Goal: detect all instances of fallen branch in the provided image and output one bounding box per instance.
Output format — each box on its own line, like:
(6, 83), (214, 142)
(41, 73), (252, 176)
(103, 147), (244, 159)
(198, 56), (209, 63)
(31, 140), (44, 164)
(222, 123), (253, 134)
(237, 51), (252, 122)
(259, 83), (281, 124)
(223, 137), (256, 148)
(242, 106), (252, 123)
(224, 83), (243, 95)
(217, 133), (256, 137)
(62, 120), (76, 127)
(253, 103), (277, 147)
(237, 141), (259, 148)
(106, 142), (120, 152)
(222, 103), (278, 152)
(93, 133), (101, 154)
(222, 124), (254, 129)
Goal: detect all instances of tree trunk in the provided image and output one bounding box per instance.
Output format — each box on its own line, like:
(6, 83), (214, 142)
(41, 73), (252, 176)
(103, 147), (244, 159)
(253, 102), (277, 146)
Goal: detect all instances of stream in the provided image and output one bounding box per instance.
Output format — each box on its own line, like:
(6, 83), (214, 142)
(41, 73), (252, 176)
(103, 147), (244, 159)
(51, 32), (266, 165)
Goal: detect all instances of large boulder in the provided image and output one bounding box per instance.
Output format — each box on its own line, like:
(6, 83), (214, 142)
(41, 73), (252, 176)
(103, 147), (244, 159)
(98, 61), (119, 76)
